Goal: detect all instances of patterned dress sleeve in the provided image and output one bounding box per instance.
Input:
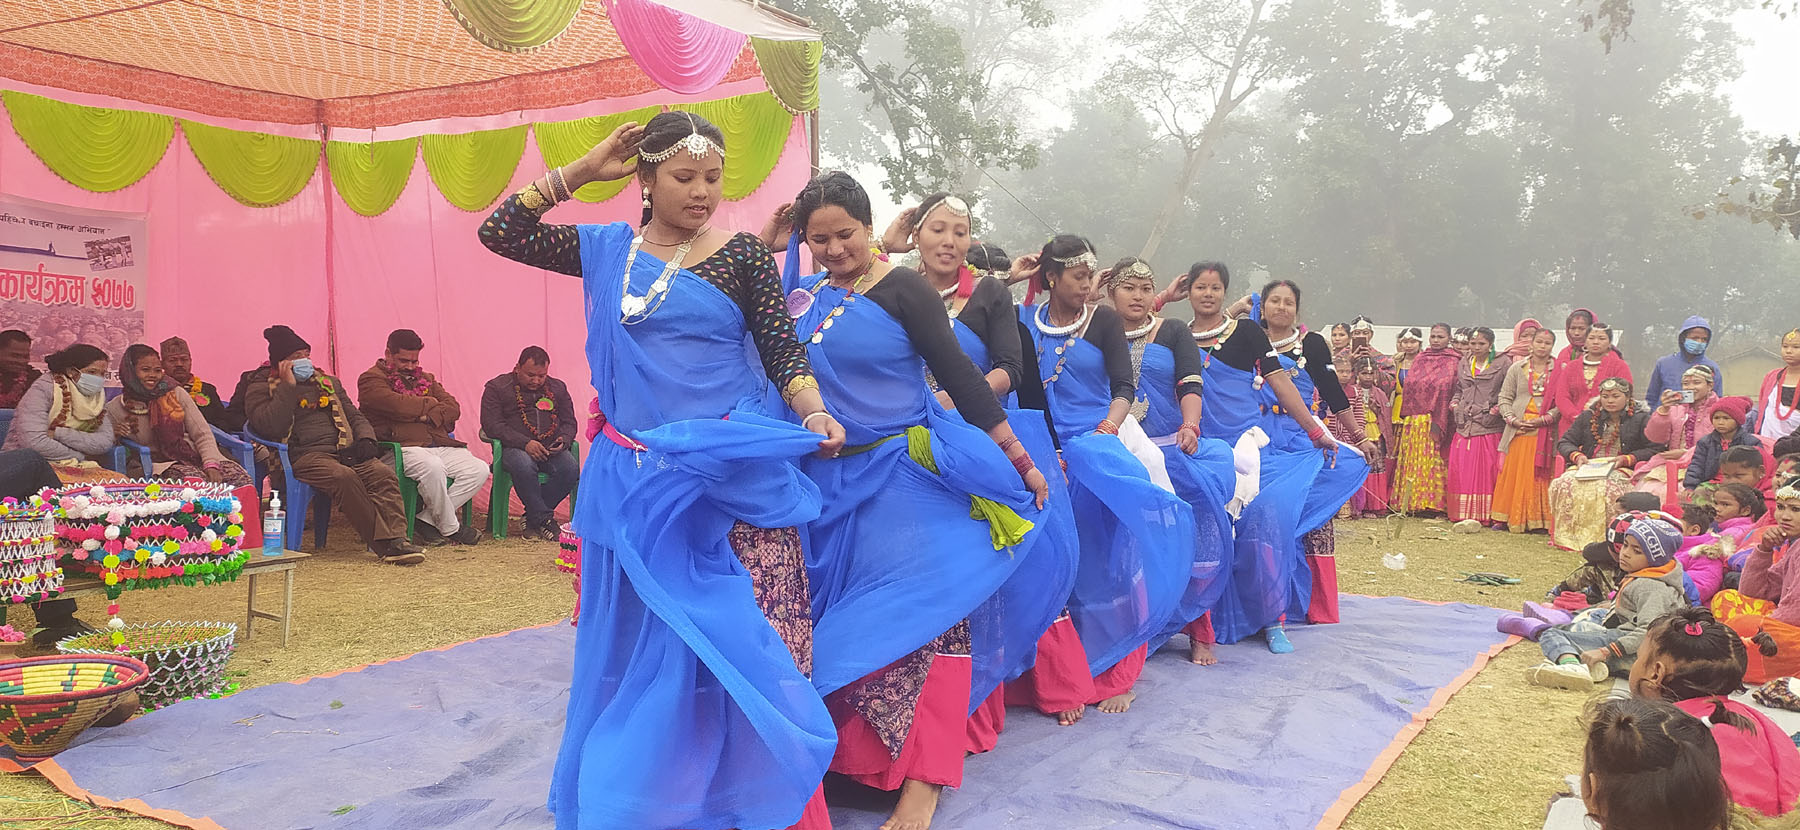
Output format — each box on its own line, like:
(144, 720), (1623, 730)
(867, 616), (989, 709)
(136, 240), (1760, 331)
(717, 233), (815, 403)
(477, 187), (582, 277)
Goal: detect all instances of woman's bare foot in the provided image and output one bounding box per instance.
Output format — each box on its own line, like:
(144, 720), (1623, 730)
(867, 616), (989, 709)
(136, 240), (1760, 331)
(1096, 691), (1136, 714)
(1188, 639), (1218, 666)
(1055, 706), (1085, 726)
(881, 778), (943, 830)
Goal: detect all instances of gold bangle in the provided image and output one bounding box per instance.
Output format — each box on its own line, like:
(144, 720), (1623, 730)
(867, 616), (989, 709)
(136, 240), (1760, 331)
(782, 375), (820, 406)
(517, 183), (551, 213)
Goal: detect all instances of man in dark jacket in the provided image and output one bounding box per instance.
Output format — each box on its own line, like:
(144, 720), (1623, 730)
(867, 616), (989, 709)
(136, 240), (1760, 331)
(244, 325), (423, 564)
(480, 346), (577, 541)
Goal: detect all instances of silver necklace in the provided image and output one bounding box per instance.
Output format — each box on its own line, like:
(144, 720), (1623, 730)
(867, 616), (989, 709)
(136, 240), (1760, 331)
(1191, 316), (1230, 342)
(620, 226), (707, 324)
(1034, 303), (1091, 337)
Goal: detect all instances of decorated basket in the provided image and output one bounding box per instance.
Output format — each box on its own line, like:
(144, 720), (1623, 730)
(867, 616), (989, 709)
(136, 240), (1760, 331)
(58, 622), (237, 709)
(38, 481), (248, 599)
(0, 499), (63, 605)
(557, 524), (581, 626)
(0, 654), (149, 760)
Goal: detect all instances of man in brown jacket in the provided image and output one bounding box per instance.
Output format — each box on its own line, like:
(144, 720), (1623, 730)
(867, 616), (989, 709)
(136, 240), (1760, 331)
(357, 329), (489, 546)
(244, 325), (423, 565)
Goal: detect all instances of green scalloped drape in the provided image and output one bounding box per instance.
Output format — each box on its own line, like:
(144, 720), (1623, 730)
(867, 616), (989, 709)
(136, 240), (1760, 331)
(535, 105), (660, 202)
(674, 93), (795, 200)
(751, 39), (821, 114)
(1, 91), (174, 192)
(180, 120), (319, 207)
(326, 139), (419, 216)
(440, 0), (583, 52)
(421, 125), (529, 211)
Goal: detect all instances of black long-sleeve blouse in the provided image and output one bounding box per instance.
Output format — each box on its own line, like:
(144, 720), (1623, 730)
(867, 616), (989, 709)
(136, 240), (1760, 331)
(1148, 318), (1205, 401)
(953, 275), (1025, 394)
(1198, 319), (1284, 377)
(1273, 331), (1352, 414)
(861, 268), (1006, 431)
(1042, 304), (1135, 402)
(477, 191), (813, 398)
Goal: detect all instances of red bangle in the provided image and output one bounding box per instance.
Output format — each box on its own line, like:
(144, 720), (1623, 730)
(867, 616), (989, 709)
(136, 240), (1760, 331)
(1307, 423), (1325, 440)
(1096, 420), (1119, 435)
(1011, 452), (1036, 475)
(998, 436), (1020, 455)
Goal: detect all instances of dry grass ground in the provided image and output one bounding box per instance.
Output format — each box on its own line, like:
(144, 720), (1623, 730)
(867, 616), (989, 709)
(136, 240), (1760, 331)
(2, 516), (1594, 829)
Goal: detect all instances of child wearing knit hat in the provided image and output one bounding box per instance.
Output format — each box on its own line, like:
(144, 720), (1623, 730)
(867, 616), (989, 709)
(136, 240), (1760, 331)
(1528, 514), (1691, 691)
(1682, 396), (1760, 492)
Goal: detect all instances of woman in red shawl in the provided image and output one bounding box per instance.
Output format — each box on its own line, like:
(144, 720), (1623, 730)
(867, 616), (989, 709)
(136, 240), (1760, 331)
(1557, 309), (1595, 364)
(1393, 323), (1460, 514)
(1552, 324), (1634, 430)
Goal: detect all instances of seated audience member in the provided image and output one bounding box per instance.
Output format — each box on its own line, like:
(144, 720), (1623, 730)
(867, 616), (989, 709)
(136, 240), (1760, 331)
(1579, 699), (1733, 830)
(1710, 478), (1800, 681)
(157, 336), (229, 429)
(480, 346), (578, 541)
(105, 344), (252, 487)
(1618, 491), (1662, 514)
(1549, 541), (1626, 608)
(0, 448), (59, 498)
(1683, 397), (1761, 493)
(0, 344), (115, 468)
(1715, 482), (1768, 570)
(1548, 378), (1664, 550)
(1528, 515), (1689, 690)
(1645, 364), (1719, 460)
(0, 329), (41, 409)
(1629, 607), (1800, 817)
(1674, 504), (1726, 606)
(357, 329), (488, 547)
(244, 325), (423, 565)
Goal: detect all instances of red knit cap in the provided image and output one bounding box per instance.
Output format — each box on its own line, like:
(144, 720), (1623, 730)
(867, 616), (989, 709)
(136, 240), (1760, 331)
(1706, 395), (1752, 427)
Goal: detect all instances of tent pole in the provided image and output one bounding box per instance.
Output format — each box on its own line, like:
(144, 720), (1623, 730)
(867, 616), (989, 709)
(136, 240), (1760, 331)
(319, 131), (340, 375)
(808, 110), (820, 173)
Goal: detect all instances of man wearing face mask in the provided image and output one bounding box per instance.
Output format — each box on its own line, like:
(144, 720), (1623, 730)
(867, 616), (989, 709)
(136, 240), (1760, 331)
(244, 325), (424, 564)
(1646, 315), (1723, 409)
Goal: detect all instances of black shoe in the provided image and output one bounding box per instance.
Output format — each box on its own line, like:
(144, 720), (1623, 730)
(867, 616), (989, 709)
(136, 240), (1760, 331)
(373, 539), (426, 565)
(414, 522), (452, 547)
(533, 520), (562, 543)
(450, 525), (482, 546)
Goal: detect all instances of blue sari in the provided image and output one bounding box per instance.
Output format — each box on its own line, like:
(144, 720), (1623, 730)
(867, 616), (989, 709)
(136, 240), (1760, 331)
(1019, 304), (1195, 674)
(948, 315), (1081, 706)
(1264, 339), (1370, 535)
(551, 223), (835, 830)
(782, 269), (1061, 711)
(1199, 323), (1322, 645)
(1132, 327), (1238, 649)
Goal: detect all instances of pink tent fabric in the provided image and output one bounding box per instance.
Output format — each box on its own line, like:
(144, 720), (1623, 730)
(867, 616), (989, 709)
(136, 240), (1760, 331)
(0, 84), (811, 514)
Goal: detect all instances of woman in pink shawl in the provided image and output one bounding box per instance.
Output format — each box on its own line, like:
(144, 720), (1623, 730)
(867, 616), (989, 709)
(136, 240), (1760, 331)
(1447, 327), (1513, 524)
(1631, 364), (1720, 509)
(1393, 323), (1460, 514)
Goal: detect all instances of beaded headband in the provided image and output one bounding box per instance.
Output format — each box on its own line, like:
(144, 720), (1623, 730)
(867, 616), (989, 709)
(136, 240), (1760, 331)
(916, 196), (970, 229)
(1684, 364), (1716, 381)
(1785, 329), (1800, 346)
(1778, 477), (1800, 503)
(1599, 377), (1631, 393)
(638, 114), (726, 164)
(1350, 318), (1375, 333)
(1111, 261), (1154, 283)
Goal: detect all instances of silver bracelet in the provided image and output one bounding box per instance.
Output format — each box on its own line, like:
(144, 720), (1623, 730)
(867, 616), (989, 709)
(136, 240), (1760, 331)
(802, 411), (833, 431)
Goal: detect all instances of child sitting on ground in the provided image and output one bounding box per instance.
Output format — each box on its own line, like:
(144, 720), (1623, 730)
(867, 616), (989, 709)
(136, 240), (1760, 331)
(1717, 482), (1770, 576)
(1678, 504), (1728, 606)
(1549, 541), (1627, 609)
(1629, 607), (1800, 817)
(1714, 478), (1800, 626)
(1683, 397), (1760, 492)
(1580, 697), (1739, 830)
(1528, 515), (1690, 691)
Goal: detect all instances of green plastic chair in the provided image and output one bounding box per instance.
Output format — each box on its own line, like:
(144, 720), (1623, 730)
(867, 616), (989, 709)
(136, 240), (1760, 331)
(485, 435), (579, 538)
(385, 442), (477, 540)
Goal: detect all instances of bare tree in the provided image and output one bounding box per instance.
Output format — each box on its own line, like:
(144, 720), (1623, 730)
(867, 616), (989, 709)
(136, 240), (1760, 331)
(1102, 0), (1273, 261)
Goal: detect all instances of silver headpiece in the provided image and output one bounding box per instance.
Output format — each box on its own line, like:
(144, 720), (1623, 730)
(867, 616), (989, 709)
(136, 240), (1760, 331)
(1052, 248), (1100, 273)
(1778, 478), (1800, 503)
(916, 195), (971, 229)
(638, 113), (727, 164)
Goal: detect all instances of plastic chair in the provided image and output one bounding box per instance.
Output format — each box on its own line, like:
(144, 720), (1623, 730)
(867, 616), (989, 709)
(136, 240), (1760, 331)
(485, 436), (579, 539)
(212, 427), (258, 491)
(385, 441), (476, 540)
(116, 437), (155, 477)
(244, 426), (331, 550)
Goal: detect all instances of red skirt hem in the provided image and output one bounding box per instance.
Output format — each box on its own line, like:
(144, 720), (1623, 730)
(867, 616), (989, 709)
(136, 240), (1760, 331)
(1306, 554), (1340, 624)
(830, 654), (970, 790)
(1005, 617), (1097, 715)
(1091, 645), (1147, 701)
(964, 687), (1005, 755)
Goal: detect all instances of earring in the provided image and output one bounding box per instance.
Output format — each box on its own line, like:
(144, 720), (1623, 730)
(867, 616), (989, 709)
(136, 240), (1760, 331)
(642, 191), (651, 209)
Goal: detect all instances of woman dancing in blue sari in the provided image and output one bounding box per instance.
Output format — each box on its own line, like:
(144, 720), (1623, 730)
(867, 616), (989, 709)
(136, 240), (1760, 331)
(1105, 258), (1240, 667)
(1008, 236), (1195, 722)
(780, 173), (1060, 830)
(1179, 263), (1369, 654)
(1252, 280), (1377, 628)
(479, 114), (845, 830)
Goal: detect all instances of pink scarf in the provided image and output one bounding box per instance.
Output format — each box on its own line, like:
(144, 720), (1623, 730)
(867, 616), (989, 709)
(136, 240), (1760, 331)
(1503, 318), (1542, 360)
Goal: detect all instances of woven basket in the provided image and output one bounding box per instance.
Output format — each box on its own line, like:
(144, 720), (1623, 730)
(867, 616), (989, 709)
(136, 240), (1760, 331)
(58, 622), (236, 709)
(0, 503), (61, 604)
(0, 654), (149, 760)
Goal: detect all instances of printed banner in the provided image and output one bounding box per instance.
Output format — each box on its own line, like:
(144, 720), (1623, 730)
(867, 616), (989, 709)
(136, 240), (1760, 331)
(0, 196), (147, 381)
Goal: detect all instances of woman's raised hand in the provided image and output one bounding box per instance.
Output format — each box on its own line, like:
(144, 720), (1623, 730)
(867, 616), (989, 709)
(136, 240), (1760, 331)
(881, 208), (919, 255)
(567, 122), (646, 187)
